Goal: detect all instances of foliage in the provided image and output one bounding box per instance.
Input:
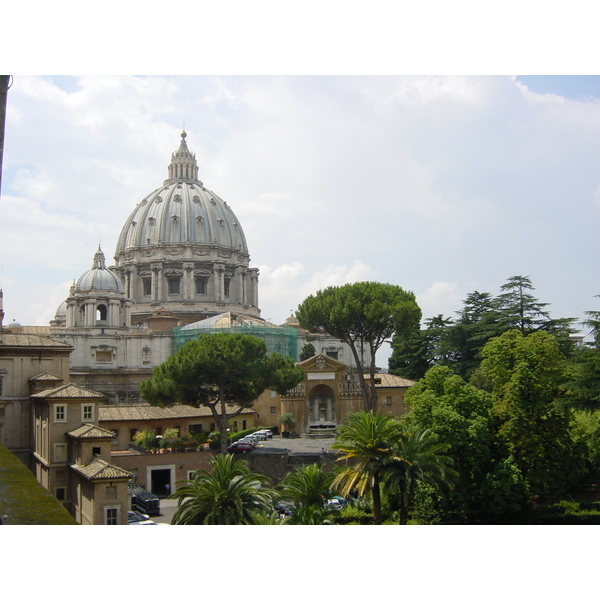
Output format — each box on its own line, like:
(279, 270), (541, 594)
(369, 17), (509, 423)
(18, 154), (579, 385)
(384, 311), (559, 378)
(331, 411), (403, 524)
(170, 453), (276, 525)
(297, 281), (421, 411)
(133, 430), (159, 450)
(140, 333), (303, 453)
(402, 365), (509, 521)
(384, 424), (458, 524)
(0, 444), (78, 525)
(481, 330), (586, 503)
(299, 342), (316, 361)
(279, 463), (336, 524)
(277, 412), (296, 431)
(389, 275), (578, 382)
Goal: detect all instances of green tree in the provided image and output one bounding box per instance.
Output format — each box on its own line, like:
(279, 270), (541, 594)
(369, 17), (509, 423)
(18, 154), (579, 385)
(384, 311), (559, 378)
(279, 463), (336, 524)
(297, 282), (421, 411)
(496, 276), (577, 354)
(384, 424), (457, 525)
(402, 366), (502, 521)
(299, 342), (316, 361)
(170, 453), (276, 525)
(480, 329), (585, 502)
(140, 333), (304, 454)
(331, 411), (403, 524)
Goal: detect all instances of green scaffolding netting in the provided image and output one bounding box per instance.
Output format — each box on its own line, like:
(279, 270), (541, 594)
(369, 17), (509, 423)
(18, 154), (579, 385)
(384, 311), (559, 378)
(172, 317), (298, 360)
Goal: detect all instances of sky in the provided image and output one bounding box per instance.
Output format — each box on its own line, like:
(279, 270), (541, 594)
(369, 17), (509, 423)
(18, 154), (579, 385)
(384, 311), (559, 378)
(2, 74), (600, 367)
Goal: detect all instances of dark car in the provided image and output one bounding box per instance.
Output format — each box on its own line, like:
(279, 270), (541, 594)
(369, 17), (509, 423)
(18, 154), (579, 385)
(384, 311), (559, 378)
(227, 441), (253, 453)
(128, 510), (150, 524)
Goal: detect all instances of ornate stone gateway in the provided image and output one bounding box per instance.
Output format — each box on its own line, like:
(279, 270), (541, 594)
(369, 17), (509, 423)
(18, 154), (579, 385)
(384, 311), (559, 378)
(308, 384), (336, 434)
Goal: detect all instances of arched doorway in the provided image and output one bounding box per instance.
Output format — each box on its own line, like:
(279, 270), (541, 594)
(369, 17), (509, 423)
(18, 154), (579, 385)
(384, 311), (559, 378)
(307, 384), (336, 434)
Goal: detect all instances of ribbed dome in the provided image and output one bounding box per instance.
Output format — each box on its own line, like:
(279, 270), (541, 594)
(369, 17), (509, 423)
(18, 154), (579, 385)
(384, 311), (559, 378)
(55, 300), (67, 318)
(76, 247), (124, 293)
(115, 131), (248, 254)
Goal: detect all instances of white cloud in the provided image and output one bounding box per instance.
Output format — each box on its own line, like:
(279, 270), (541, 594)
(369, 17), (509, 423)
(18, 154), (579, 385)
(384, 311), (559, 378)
(2, 74), (600, 353)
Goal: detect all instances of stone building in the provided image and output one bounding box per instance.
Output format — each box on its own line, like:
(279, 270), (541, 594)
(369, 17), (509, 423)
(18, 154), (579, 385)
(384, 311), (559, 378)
(252, 353), (414, 436)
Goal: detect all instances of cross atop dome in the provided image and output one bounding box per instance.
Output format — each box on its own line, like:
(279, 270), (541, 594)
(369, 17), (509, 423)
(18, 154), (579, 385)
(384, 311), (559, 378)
(166, 130), (201, 184)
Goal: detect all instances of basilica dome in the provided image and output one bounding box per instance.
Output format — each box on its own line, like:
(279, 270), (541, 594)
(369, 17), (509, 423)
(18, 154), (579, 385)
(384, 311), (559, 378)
(76, 247), (124, 293)
(115, 132), (248, 254)
(112, 132), (260, 325)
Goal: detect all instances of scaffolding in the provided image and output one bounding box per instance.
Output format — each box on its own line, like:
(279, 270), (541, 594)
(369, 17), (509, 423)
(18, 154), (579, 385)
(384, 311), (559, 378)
(172, 312), (298, 360)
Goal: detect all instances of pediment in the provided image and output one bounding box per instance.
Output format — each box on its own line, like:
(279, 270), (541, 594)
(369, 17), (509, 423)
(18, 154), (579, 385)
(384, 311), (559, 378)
(298, 353), (347, 373)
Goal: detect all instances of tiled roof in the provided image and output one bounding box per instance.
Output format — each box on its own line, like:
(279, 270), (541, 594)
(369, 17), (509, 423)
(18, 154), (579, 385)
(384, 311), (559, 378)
(0, 332), (72, 348)
(71, 457), (132, 481)
(374, 373), (415, 388)
(31, 383), (105, 399)
(29, 371), (64, 382)
(67, 424), (116, 440)
(99, 403), (255, 422)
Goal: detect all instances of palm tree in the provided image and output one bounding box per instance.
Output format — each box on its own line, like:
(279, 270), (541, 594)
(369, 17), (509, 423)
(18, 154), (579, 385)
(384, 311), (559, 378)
(331, 411), (403, 525)
(279, 463), (337, 525)
(385, 425), (458, 524)
(170, 453), (276, 525)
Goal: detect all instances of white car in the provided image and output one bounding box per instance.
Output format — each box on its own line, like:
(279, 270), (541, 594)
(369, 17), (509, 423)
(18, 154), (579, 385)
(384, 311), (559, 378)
(256, 429), (273, 438)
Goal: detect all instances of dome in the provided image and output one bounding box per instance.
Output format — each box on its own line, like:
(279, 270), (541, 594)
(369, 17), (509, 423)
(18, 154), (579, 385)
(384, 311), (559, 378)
(115, 131), (248, 255)
(55, 301), (67, 318)
(76, 246), (124, 293)
(112, 132), (260, 325)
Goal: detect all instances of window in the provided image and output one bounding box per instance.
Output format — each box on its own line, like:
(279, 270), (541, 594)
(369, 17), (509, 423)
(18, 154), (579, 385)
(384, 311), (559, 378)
(386, 396), (392, 406)
(210, 422), (215, 432)
(195, 277), (208, 295)
(155, 427), (162, 436)
(82, 404), (94, 422)
(142, 277), (152, 296)
(326, 350), (339, 360)
(270, 406), (277, 415)
(55, 487), (66, 501)
(93, 447), (101, 456)
(223, 277), (231, 297)
(130, 428), (137, 441)
(168, 277), (181, 294)
(105, 507), (119, 525)
(54, 404), (67, 423)
(96, 304), (108, 321)
(0, 376), (4, 397)
(189, 424), (203, 434)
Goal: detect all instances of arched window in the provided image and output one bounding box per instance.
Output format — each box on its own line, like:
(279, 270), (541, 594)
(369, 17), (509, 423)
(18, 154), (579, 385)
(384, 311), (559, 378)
(96, 304), (108, 321)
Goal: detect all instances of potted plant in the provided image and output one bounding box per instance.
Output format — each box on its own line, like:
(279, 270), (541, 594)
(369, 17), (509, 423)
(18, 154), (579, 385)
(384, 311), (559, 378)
(278, 413), (296, 438)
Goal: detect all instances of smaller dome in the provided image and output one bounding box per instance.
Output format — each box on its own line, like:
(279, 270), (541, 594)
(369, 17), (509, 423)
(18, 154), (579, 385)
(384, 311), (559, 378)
(55, 301), (67, 318)
(76, 246), (124, 293)
(7, 319), (22, 329)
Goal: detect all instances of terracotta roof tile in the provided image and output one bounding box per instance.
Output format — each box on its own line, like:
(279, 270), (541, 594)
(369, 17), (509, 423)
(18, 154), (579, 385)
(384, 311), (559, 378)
(71, 457), (132, 481)
(67, 424), (116, 439)
(31, 383), (105, 399)
(99, 403), (255, 422)
(0, 332), (72, 348)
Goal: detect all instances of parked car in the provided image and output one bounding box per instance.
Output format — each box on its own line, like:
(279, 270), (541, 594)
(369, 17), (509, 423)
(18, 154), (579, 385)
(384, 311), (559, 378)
(259, 429), (273, 438)
(327, 499), (343, 511)
(129, 519), (157, 525)
(127, 510), (150, 524)
(241, 435), (259, 446)
(251, 431), (268, 441)
(227, 441), (254, 453)
(275, 501), (295, 517)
